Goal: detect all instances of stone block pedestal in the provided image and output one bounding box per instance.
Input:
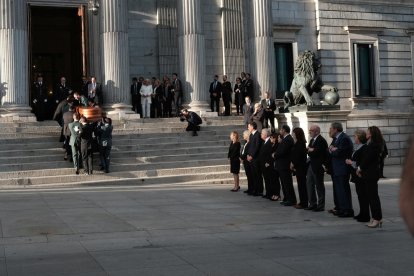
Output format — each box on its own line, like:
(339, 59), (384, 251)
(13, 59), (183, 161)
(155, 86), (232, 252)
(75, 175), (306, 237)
(275, 110), (352, 143)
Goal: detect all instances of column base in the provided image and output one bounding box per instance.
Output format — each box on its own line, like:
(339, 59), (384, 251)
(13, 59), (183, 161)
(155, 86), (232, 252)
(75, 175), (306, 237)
(186, 100), (210, 112)
(0, 105), (36, 122)
(103, 103), (141, 120)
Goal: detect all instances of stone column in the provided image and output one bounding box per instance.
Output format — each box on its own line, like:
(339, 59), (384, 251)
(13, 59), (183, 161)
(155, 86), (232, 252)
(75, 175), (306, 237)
(177, 0), (209, 112)
(221, 0), (245, 83)
(100, 0), (135, 119)
(250, 0), (276, 100)
(0, 0), (33, 120)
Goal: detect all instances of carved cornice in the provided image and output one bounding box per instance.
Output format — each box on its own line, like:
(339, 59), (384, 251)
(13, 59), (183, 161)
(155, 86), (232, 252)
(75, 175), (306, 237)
(343, 26), (385, 35)
(273, 24), (303, 33)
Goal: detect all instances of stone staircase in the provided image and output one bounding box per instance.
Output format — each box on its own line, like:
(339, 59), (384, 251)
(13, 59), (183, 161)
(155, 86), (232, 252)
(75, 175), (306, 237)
(0, 116), (246, 189)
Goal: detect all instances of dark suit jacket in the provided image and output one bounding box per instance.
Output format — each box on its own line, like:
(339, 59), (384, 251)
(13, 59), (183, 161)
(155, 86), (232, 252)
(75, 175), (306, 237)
(330, 132), (353, 176)
(240, 141), (249, 161)
(55, 83), (72, 102)
(290, 141), (307, 170)
(275, 134), (294, 171)
(209, 81), (222, 99)
(349, 144), (366, 183)
(32, 82), (48, 102)
(259, 139), (273, 169)
(221, 81), (232, 102)
(228, 142), (241, 160)
(244, 79), (253, 99)
(130, 82), (140, 95)
(359, 142), (382, 180)
(247, 130), (262, 159)
(308, 135), (328, 174)
(243, 103), (253, 125)
(260, 98), (276, 113)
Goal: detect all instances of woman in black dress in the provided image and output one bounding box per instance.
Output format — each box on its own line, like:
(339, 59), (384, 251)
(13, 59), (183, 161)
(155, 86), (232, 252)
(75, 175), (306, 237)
(357, 126), (384, 228)
(228, 131), (241, 191)
(290, 127), (308, 209)
(270, 133), (282, 201)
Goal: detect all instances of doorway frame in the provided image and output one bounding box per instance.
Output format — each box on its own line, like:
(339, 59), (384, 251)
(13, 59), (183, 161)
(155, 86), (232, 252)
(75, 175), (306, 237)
(27, 0), (90, 99)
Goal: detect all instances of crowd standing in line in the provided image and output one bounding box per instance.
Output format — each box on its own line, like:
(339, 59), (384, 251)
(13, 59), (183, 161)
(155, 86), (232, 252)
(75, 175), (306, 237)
(229, 118), (388, 228)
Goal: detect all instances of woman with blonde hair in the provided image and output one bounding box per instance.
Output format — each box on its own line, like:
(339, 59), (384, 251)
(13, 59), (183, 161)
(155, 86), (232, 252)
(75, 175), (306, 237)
(140, 79), (153, 118)
(346, 129), (369, 222)
(228, 131), (241, 191)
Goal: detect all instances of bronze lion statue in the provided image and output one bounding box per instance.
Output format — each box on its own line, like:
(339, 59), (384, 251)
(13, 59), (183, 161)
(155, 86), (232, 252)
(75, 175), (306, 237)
(283, 50), (339, 111)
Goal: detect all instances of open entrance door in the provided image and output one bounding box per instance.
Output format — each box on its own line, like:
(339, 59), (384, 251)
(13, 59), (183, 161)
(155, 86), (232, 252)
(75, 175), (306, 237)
(29, 5), (88, 120)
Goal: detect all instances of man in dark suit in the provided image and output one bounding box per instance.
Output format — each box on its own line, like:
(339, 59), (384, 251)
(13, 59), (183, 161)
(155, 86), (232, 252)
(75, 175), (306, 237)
(172, 73), (182, 116)
(259, 128), (273, 199)
(88, 76), (102, 106)
(244, 73), (254, 100)
(54, 76), (72, 103)
(306, 124), (328, 211)
(243, 96), (253, 128)
(260, 91), (276, 133)
(247, 121), (263, 196)
(81, 76), (90, 97)
(130, 77), (140, 113)
(209, 75), (222, 114)
(221, 75), (232, 116)
(328, 122), (354, 217)
(180, 109), (202, 136)
(275, 125), (296, 206)
(32, 74), (48, 121)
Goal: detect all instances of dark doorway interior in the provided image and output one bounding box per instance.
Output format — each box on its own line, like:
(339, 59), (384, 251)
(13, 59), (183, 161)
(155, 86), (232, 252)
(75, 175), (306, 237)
(30, 6), (84, 119)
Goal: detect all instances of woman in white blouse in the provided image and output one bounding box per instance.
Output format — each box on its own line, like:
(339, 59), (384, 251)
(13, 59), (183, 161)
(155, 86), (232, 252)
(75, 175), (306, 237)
(140, 79), (153, 118)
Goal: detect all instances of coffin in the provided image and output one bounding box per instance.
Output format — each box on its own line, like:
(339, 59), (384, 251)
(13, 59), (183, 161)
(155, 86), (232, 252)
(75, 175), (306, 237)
(78, 106), (103, 122)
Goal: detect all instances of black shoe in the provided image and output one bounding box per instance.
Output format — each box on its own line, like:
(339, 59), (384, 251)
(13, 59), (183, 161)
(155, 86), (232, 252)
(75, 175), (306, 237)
(253, 193), (263, 197)
(313, 207), (325, 212)
(304, 205), (317, 210)
(75, 170), (79, 175)
(105, 169), (109, 173)
(338, 212), (354, 218)
(328, 208), (338, 214)
(357, 217), (371, 222)
(282, 201), (294, 206)
(243, 190), (251, 194)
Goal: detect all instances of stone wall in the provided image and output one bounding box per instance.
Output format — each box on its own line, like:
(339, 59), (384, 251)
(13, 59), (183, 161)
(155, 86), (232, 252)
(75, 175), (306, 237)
(316, 0), (414, 111)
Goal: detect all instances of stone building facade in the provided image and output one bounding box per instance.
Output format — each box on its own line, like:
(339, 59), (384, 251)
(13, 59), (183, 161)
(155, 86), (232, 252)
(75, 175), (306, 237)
(0, 0), (413, 163)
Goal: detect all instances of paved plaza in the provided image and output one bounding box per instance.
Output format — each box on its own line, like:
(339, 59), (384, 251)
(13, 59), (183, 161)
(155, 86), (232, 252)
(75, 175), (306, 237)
(0, 165), (412, 276)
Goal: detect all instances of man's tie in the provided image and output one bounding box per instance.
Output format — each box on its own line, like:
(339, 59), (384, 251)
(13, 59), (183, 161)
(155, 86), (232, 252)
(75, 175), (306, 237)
(309, 138), (314, 147)
(213, 81), (217, 91)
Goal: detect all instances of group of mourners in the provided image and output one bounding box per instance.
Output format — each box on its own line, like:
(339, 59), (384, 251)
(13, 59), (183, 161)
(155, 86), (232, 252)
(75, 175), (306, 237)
(228, 119), (388, 229)
(53, 94), (113, 175)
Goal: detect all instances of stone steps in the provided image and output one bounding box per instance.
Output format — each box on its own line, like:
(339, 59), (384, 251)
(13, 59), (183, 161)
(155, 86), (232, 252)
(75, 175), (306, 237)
(0, 117), (245, 188)
(0, 164), (244, 186)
